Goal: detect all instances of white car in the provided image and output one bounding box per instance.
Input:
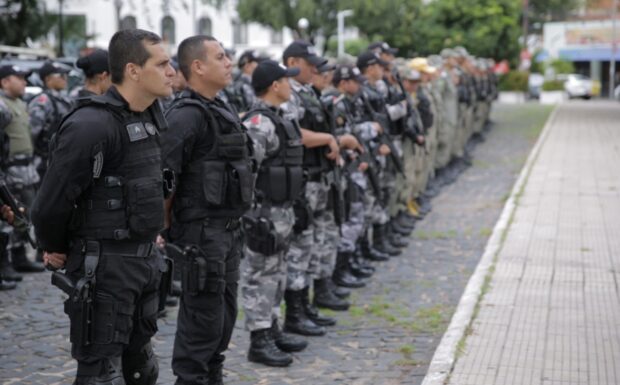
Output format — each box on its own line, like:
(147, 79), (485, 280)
(563, 74), (593, 99)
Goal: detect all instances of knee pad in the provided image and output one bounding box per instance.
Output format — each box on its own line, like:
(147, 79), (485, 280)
(122, 343), (158, 385)
(75, 357), (125, 385)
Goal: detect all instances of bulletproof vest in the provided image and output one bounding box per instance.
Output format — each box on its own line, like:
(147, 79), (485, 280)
(359, 84), (391, 134)
(245, 106), (305, 204)
(33, 91), (72, 158)
(417, 88), (434, 131)
(387, 83), (407, 136)
(295, 87), (330, 173)
(68, 93), (166, 242)
(0, 95), (33, 157)
(167, 91), (255, 221)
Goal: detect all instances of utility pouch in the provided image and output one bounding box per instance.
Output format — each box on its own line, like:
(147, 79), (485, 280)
(242, 214), (278, 255)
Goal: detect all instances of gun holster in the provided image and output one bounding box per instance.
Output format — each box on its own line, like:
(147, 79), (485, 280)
(242, 213), (279, 256)
(181, 245), (225, 295)
(292, 198), (312, 234)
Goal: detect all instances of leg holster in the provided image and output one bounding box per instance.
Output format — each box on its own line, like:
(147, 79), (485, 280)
(180, 245), (225, 295)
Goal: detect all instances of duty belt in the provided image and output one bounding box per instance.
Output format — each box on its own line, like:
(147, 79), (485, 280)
(6, 155), (34, 167)
(72, 240), (154, 257)
(203, 217), (241, 231)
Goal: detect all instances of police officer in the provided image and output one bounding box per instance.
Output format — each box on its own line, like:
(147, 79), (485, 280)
(231, 49), (265, 114)
(239, 59), (309, 367)
(28, 60), (74, 179)
(0, 65), (45, 275)
(162, 35), (254, 384)
(31, 29), (174, 385)
(74, 49), (112, 97)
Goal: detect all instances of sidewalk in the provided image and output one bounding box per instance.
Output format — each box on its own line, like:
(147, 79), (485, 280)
(431, 101), (620, 385)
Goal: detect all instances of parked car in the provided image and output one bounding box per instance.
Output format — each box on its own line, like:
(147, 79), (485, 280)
(562, 74), (594, 99)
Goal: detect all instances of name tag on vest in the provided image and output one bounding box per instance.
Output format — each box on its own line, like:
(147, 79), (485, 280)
(126, 122), (149, 142)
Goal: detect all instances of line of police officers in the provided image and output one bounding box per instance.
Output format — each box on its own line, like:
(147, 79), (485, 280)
(0, 27), (497, 385)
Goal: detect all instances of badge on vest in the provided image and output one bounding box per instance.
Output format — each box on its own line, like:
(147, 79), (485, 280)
(126, 122), (149, 142)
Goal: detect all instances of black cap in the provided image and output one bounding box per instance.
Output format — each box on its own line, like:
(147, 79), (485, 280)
(317, 61), (336, 74)
(39, 60), (70, 80)
(252, 59), (300, 93)
(0, 65), (30, 80)
(238, 49), (267, 68)
(368, 41), (398, 55)
(332, 65), (363, 85)
(76, 49), (109, 77)
(357, 51), (389, 70)
(282, 40), (326, 67)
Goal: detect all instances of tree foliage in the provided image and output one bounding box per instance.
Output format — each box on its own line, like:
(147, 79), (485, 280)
(0, 0), (54, 46)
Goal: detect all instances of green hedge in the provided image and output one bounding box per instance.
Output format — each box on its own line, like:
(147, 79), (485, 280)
(542, 80), (565, 91)
(498, 71), (529, 92)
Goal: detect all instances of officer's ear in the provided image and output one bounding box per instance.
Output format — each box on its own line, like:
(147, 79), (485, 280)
(125, 62), (141, 82)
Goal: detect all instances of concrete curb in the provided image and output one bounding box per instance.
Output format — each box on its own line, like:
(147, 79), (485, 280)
(421, 105), (560, 385)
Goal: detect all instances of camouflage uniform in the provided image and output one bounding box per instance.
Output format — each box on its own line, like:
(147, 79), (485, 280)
(441, 68), (459, 164)
(27, 89), (73, 178)
(232, 73), (257, 114)
(240, 101), (297, 331)
(0, 91), (39, 253)
(281, 78), (337, 290)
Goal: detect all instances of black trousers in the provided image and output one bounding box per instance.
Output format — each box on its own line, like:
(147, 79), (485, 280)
(171, 221), (242, 385)
(64, 241), (162, 379)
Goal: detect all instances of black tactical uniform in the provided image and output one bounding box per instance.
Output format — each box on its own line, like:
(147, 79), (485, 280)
(163, 88), (254, 384)
(31, 86), (166, 385)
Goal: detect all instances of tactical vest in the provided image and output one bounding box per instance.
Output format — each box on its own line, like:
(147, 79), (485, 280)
(167, 91), (255, 221)
(34, 91), (72, 159)
(0, 95), (33, 157)
(360, 85), (391, 134)
(245, 106), (305, 204)
(296, 88), (330, 173)
(65, 93), (166, 242)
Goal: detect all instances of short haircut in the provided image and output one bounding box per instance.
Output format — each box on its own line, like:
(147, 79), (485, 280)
(177, 35), (217, 80)
(109, 29), (162, 84)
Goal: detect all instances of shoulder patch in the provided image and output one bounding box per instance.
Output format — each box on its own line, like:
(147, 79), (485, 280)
(92, 150), (104, 178)
(250, 114), (262, 126)
(37, 94), (48, 104)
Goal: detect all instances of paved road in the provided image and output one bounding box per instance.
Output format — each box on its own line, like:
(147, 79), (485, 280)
(0, 102), (552, 385)
(448, 101), (620, 385)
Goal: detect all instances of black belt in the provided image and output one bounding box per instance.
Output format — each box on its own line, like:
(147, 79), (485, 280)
(6, 156), (34, 167)
(203, 217), (241, 231)
(71, 240), (154, 257)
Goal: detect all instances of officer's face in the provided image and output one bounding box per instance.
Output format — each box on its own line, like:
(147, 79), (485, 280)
(200, 41), (233, 90)
(1, 75), (26, 98)
(343, 79), (360, 95)
(289, 57), (317, 85)
(138, 42), (175, 98)
(274, 77), (291, 103)
(366, 64), (384, 82)
(46, 73), (67, 91)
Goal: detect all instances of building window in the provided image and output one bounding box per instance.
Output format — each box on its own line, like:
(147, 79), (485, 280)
(198, 17), (212, 36)
(120, 15), (137, 30)
(232, 19), (248, 45)
(161, 16), (176, 45)
(271, 28), (283, 44)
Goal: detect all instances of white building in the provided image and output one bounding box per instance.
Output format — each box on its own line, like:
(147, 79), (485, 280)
(43, 0), (294, 61)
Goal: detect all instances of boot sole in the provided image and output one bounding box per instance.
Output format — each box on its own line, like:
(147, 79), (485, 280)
(248, 354), (293, 367)
(282, 326), (326, 336)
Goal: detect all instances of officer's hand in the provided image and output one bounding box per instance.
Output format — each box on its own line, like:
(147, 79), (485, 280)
(372, 122), (383, 134)
(156, 234), (166, 249)
(358, 162), (369, 172)
(378, 144), (391, 156)
(325, 136), (340, 161)
(417, 135), (425, 145)
(43, 252), (67, 270)
(338, 134), (363, 153)
(1, 205), (15, 225)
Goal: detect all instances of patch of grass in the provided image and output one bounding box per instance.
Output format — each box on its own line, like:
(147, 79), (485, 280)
(336, 329), (354, 336)
(393, 358), (423, 367)
(320, 308), (337, 317)
(478, 227), (493, 237)
(472, 159), (492, 169)
(580, 247), (592, 252)
(399, 343), (415, 357)
(409, 304), (452, 334)
(237, 374), (258, 382)
(500, 192), (510, 203)
(349, 306), (365, 318)
(236, 307), (244, 321)
(418, 279), (436, 288)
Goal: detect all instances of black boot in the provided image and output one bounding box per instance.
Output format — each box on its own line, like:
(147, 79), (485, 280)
(417, 195), (432, 216)
(390, 218), (412, 236)
(398, 211), (417, 228)
(271, 319), (307, 352)
(349, 249), (374, 278)
(0, 252), (22, 282)
(332, 252), (366, 288)
(360, 235), (389, 262)
(11, 246), (45, 273)
(248, 328), (293, 367)
(387, 225), (409, 249)
(207, 361), (224, 385)
(352, 246), (375, 274)
(329, 280), (351, 298)
(313, 278), (349, 311)
(302, 286), (336, 326)
(373, 224), (402, 256)
(75, 357), (124, 385)
(0, 277), (16, 290)
(283, 289), (326, 336)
